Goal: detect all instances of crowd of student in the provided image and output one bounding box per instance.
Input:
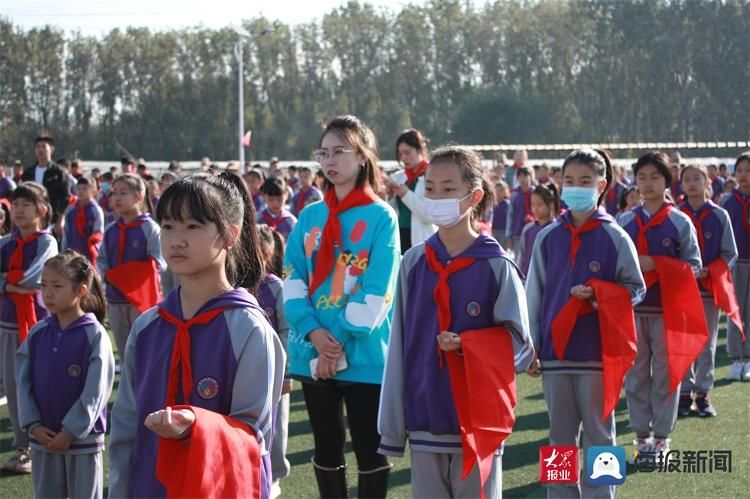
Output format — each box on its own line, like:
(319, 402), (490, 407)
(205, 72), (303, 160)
(0, 119), (747, 499)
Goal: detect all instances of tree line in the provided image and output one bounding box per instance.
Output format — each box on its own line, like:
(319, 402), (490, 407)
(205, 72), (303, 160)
(1, 0), (748, 163)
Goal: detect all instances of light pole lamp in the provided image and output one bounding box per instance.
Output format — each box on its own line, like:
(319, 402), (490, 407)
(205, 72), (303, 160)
(233, 25), (274, 165)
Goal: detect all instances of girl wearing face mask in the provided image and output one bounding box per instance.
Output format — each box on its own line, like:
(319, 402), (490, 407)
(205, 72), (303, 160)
(378, 146), (534, 499)
(618, 151), (703, 459)
(525, 149), (646, 499)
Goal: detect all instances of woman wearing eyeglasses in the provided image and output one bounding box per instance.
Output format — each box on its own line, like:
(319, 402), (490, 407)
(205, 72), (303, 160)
(383, 129), (437, 253)
(283, 115), (400, 498)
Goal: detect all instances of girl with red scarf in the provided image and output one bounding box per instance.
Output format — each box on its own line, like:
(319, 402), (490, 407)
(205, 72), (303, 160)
(284, 116), (400, 498)
(0, 182), (58, 473)
(619, 152), (704, 458)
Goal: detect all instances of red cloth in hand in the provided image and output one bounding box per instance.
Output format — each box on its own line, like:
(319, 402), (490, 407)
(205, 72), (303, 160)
(6, 270), (36, 343)
(445, 327), (516, 499)
(551, 279), (638, 420)
(647, 256), (709, 394)
(156, 405), (261, 499)
(701, 258), (745, 341)
(105, 259), (162, 313)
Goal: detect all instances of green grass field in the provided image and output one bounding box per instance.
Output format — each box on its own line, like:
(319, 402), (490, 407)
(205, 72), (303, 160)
(1, 330), (748, 498)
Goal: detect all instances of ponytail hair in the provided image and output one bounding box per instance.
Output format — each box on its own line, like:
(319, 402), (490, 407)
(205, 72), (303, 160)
(257, 225), (286, 278)
(562, 149), (614, 206)
(532, 183), (560, 216)
(44, 250), (106, 322)
(156, 172), (264, 291)
(429, 145), (497, 225)
(113, 173), (153, 214)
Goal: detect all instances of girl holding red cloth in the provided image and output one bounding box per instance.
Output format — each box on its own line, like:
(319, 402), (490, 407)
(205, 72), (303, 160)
(0, 182), (58, 473)
(619, 152), (704, 458)
(677, 165), (739, 417)
(525, 149), (645, 499)
(379, 146), (534, 499)
(108, 172), (285, 498)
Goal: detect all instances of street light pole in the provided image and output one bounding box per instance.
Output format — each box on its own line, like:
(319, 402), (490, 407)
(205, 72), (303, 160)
(235, 40), (245, 165)
(233, 25), (273, 165)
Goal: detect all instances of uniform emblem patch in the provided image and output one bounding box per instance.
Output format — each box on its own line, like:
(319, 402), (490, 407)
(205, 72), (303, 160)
(589, 260), (601, 272)
(662, 238), (672, 247)
(67, 364), (82, 377)
(466, 301), (481, 317)
(196, 376), (220, 400)
(132, 239), (141, 248)
(704, 231), (712, 239)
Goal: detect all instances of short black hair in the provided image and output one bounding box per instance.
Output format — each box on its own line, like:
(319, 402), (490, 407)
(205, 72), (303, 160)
(261, 177), (287, 197)
(34, 135), (55, 147)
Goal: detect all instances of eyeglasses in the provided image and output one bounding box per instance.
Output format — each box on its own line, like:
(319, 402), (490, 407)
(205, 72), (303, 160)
(313, 148), (355, 164)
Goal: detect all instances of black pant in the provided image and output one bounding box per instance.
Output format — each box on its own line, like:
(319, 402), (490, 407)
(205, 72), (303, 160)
(302, 381), (388, 472)
(399, 227), (411, 255)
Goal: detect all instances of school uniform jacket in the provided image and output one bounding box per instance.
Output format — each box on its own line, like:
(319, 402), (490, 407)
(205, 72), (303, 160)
(518, 219), (554, 277)
(678, 200), (738, 298)
(108, 287), (285, 498)
(720, 189), (750, 264)
(0, 230), (58, 330)
(97, 214), (166, 303)
(257, 273), (290, 379)
(525, 208), (646, 373)
(257, 208), (297, 239)
(378, 234), (534, 456)
(506, 188), (533, 238)
(618, 204), (702, 313)
(17, 313), (115, 455)
(291, 186), (323, 218)
(491, 199), (509, 233)
(61, 200), (105, 258)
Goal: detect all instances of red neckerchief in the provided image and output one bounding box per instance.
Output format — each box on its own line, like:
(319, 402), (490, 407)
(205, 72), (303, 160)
(634, 203), (673, 254)
(405, 160), (429, 189)
(733, 191), (750, 232)
(7, 232), (41, 343)
(116, 219), (144, 266)
(309, 186), (378, 296)
(75, 203), (88, 237)
(520, 189), (533, 221)
(559, 218), (601, 268)
(262, 211), (282, 230)
(424, 244), (476, 367)
(551, 279), (638, 420)
(157, 307), (230, 407)
(679, 202), (711, 254)
(296, 187), (310, 215)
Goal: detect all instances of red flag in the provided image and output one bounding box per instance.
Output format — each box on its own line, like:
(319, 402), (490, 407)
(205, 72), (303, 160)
(242, 131), (252, 148)
(156, 405), (261, 499)
(105, 259), (162, 313)
(445, 327), (516, 499)
(551, 279), (638, 420)
(648, 256), (709, 394)
(701, 258), (745, 340)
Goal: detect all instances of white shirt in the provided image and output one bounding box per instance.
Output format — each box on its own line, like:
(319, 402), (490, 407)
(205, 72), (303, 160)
(34, 165), (48, 184)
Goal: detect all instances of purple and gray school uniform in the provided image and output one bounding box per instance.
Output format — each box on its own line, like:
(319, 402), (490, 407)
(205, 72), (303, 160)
(491, 199), (509, 248)
(0, 230), (58, 449)
(678, 200), (737, 393)
(378, 234), (533, 497)
(720, 190), (750, 360)
(108, 287), (285, 499)
(16, 313), (115, 498)
(605, 181), (627, 216)
(257, 208), (297, 240)
(257, 273), (292, 481)
(252, 192), (266, 213)
(525, 207), (644, 499)
(505, 188), (533, 242)
(518, 219), (554, 277)
(61, 201), (105, 258)
(291, 186), (323, 217)
(711, 177), (725, 201)
(0, 176), (16, 198)
(618, 204), (701, 438)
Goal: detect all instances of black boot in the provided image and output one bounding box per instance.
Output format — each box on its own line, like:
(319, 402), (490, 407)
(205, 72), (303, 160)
(312, 458), (349, 498)
(357, 465), (391, 498)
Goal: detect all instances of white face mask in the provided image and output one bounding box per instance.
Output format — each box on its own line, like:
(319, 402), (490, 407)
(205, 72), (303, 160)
(423, 193), (472, 228)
